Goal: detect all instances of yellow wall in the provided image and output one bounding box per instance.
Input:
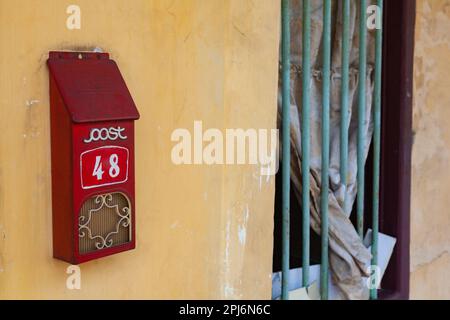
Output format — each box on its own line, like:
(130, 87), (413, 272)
(6, 0), (450, 301)
(411, 0), (450, 299)
(0, 0), (280, 299)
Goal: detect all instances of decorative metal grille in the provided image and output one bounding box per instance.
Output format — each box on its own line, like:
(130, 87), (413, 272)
(78, 193), (131, 254)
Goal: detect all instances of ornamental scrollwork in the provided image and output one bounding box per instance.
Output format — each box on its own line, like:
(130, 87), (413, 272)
(79, 193), (131, 250)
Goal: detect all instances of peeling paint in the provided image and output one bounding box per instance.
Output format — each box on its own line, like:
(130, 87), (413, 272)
(25, 99), (40, 107)
(238, 225), (246, 245)
(223, 215), (232, 298)
(411, 0), (450, 299)
(224, 285), (235, 297)
(238, 205), (249, 246)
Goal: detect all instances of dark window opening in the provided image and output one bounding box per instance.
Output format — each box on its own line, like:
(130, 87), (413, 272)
(272, 0), (415, 300)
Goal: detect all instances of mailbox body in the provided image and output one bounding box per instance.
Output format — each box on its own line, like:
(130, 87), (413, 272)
(48, 52), (139, 264)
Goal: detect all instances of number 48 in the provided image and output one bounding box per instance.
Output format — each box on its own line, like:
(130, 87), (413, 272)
(93, 154), (120, 180)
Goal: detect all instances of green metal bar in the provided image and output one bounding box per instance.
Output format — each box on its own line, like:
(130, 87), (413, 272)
(302, 0), (311, 288)
(357, 0), (367, 239)
(281, 0), (291, 301)
(320, 0), (331, 301)
(371, 0), (383, 300)
(340, 0), (351, 214)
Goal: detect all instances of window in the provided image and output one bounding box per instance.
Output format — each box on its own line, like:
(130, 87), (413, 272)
(272, 0), (415, 300)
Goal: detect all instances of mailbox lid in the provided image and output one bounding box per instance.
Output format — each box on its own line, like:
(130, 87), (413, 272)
(48, 51), (140, 123)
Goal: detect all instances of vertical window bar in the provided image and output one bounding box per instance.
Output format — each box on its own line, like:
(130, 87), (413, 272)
(302, 0), (311, 288)
(281, 0), (291, 301)
(320, 0), (332, 301)
(357, 0), (367, 239)
(371, 0), (383, 300)
(340, 0), (351, 214)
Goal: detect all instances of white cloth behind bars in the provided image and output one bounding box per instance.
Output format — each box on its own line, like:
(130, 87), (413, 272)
(278, 0), (377, 300)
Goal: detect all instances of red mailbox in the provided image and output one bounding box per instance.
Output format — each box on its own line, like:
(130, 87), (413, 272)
(48, 51), (139, 264)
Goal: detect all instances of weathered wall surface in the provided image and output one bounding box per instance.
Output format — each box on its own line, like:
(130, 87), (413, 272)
(411, 0), (450, 299)
(0, 0), (280, 299)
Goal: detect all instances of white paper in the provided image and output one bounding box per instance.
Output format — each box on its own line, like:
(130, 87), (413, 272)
(272, 231), (397, 300)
